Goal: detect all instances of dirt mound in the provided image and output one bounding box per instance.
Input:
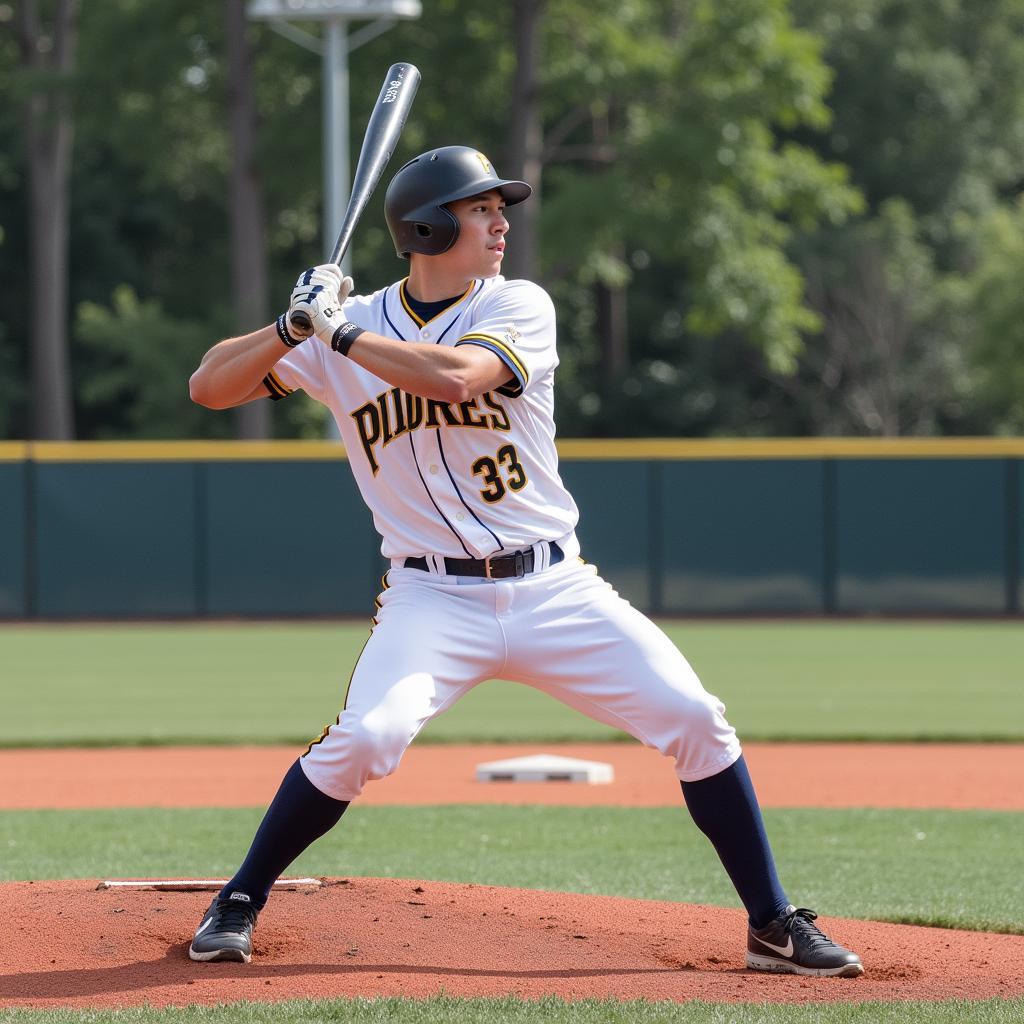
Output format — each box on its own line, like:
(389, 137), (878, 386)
(2, 879), (1022, 1009)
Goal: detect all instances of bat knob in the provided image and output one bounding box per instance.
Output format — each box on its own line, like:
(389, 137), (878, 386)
(289, 310), (313, 333)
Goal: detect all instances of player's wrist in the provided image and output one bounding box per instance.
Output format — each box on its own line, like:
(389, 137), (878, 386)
(326, 321), (365, 357)
(275, 313), (307, 348)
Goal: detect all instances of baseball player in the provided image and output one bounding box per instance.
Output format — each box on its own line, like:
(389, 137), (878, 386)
(186, 146), (863, 978)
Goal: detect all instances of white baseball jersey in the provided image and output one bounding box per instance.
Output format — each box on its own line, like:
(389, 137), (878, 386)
(264, 271), (739, 804)
(267, 275), (579, 560)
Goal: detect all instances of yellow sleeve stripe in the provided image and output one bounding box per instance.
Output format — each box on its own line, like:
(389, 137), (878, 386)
(456, 333), (529, 389)
(263, 370), (293, 401)
(263, 376), (286, 401)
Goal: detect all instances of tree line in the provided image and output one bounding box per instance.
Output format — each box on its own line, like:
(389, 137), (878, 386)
(3, 0), (1023, 441)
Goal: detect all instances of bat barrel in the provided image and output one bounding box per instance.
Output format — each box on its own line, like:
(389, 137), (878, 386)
(329, 62), (421, 265)
(288, 62), (421, 334)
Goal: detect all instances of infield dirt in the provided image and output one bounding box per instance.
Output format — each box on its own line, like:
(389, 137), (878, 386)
(2, 741), (1022, 810)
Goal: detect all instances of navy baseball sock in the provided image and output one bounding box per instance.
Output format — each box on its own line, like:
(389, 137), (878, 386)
(681, 755), (789, 930)
(220, 758), (349, 910)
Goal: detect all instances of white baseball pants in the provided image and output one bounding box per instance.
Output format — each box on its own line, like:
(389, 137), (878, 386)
(301, 556), (742, 801)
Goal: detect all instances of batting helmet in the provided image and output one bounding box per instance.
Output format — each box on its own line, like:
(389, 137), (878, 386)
(384, 146), (532, 258)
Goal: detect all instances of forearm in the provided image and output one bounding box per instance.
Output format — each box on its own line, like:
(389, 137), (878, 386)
(190, 323), (291, 408)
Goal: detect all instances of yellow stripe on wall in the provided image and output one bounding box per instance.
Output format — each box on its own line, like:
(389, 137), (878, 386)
(555, 437), (1024, 459)
(25, 441), (350, 462)
(3, 436), (1023, 462)
(0, 443), (30, 462)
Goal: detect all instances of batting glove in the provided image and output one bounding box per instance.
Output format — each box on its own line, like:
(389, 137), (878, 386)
(313, 310), (366, 357)
(276, 265), (354, 347)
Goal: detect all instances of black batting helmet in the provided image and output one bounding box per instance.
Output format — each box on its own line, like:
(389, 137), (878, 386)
(384, 146), (532, 258)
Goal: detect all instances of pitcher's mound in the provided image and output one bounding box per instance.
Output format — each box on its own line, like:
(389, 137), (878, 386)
(3, 879), (1023, 1009)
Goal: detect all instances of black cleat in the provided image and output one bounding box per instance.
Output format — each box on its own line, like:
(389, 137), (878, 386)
(188, 892), (259, 963)
(746, 905), (864, 977)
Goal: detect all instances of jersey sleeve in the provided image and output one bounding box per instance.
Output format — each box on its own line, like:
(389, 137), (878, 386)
(454, 280), (557, 398)
(262, 331), (329, 404)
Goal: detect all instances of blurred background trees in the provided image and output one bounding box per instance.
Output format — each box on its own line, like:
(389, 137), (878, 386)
(2, 0), (1022, 440)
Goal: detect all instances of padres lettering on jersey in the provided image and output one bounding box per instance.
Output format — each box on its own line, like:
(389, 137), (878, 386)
(350, 387), (512, 475)
(268, 276), (580, 560)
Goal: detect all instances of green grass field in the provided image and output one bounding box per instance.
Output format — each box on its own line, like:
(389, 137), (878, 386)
(2, 619), (1022, 1023)
(2, 805), (1021, 933)
(2, 620), (1022, 745)
(3, 997), (1024, 1024)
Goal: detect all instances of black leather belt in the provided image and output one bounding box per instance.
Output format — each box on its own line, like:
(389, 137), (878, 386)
(404, 542), (563, 579)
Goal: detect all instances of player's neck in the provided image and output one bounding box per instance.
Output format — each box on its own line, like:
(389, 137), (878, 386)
(405, 262), (476, 303)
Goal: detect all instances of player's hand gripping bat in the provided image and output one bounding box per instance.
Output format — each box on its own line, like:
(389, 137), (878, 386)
(289, 62), (421, 334)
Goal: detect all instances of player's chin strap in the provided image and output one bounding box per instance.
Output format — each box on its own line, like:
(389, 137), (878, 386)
(404, 542), (563, 579)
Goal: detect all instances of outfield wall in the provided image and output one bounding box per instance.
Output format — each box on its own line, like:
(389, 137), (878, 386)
(1, 439), (1021, 618)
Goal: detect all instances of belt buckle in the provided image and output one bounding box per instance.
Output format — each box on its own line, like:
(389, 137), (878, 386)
(483, 550), (526, 579)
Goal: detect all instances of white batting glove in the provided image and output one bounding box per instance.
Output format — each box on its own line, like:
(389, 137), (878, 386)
(276, 265), (354, 347)
(309, 299), (367, 358)
(289, 266), (366, 357)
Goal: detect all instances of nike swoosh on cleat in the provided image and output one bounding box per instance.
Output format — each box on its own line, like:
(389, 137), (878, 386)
(757, 936), (794, 957)
(194, 918), (213, 938)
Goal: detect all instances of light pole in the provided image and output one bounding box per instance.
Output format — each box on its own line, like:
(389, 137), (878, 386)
(247, 0), (422, 271)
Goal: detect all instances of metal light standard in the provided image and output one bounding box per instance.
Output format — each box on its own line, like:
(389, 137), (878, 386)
(247, 0), (422, 271)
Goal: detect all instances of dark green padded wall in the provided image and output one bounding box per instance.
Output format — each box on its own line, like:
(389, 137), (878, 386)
(659, 460), (826, 613)
(33, 462), (198, 616)
(10, 454), (1023, 618)
(559, 460), (652, 609)
(835, 459), (1007, 613)
(0, 463), (27, 616)
(202, 460), (379, 615)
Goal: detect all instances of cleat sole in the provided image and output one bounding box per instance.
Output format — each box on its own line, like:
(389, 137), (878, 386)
(189, 944), (252, 964)
(746, 951), (864, 978)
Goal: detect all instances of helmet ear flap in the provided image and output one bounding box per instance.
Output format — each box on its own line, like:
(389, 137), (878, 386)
(431, 205), (461, 254)
(399, 204), (459, 257)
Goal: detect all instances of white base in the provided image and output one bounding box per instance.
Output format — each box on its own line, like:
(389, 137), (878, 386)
(475, 753), (614, 784)
(97, 877), (321, 892)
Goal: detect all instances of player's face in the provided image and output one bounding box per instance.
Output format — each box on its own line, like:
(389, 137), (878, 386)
(445, 191), (509, 278)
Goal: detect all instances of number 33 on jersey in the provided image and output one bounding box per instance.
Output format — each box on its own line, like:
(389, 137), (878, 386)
(265, 275), (580, 562)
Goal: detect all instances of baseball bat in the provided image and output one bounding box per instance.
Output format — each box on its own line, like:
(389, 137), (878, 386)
(290, 61), (421, 333)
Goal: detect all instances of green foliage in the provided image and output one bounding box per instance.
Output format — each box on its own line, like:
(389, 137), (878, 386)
(790, 0), (1024, 236)
(74, 286), (229, 439)
(0, 19), (25, 436)
(73, 286), (328, 439)
(790, 199), (976, 434)
(0, 319), (18, 438)
(782, 0), (1024, 437)
(2, 0), (862, 439)
(963, 198), (1024, 431)
(3, 0), (1024, 438)
(542, 0), (863, 411)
